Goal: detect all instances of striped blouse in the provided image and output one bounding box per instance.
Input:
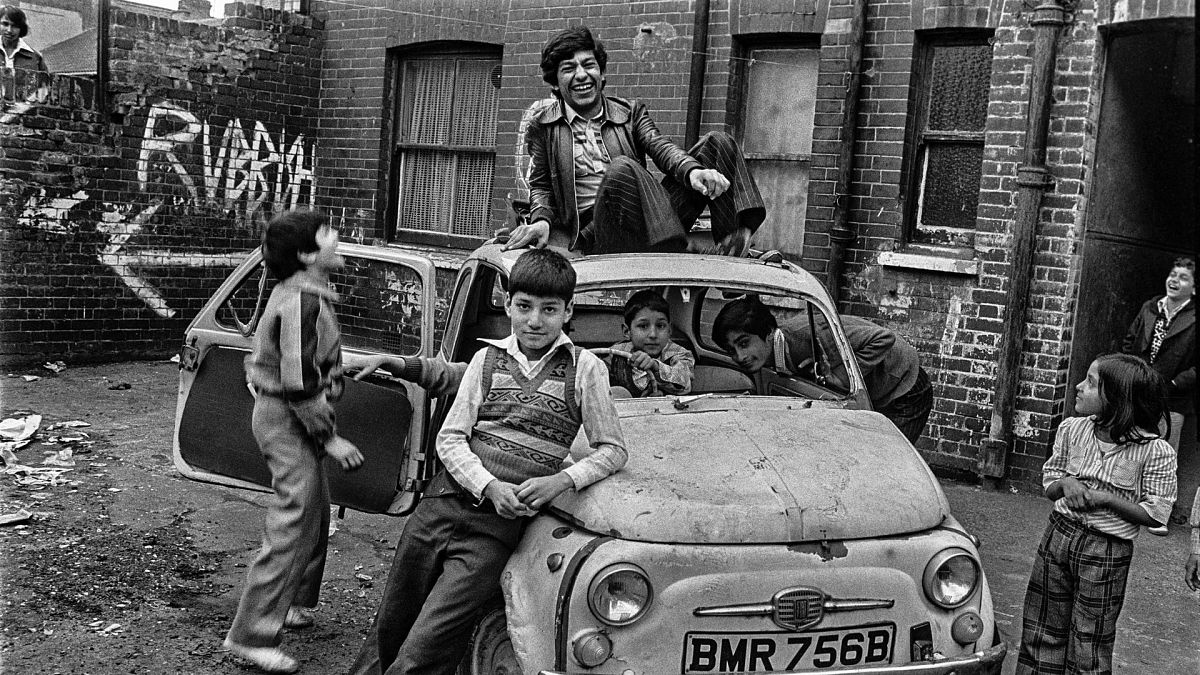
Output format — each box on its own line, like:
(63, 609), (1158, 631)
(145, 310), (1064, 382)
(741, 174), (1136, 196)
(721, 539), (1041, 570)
(1042, 416), (1177, 540)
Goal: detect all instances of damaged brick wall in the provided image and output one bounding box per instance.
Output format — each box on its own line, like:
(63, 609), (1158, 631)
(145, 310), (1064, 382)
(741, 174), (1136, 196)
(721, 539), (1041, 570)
(0, 3), (323, 365)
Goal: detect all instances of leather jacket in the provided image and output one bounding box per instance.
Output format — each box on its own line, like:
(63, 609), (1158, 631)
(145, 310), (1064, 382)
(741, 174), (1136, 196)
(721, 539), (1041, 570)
(525, 95), (701, 249)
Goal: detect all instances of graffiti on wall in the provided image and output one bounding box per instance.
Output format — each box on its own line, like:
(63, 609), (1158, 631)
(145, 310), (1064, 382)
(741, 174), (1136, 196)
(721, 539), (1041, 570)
(16, 102), (318, 319)
(139, 102), (316, 225)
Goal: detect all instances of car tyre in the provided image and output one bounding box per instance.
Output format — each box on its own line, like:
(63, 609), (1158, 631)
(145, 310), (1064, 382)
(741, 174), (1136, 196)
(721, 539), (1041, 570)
(457, 607), (523, 675)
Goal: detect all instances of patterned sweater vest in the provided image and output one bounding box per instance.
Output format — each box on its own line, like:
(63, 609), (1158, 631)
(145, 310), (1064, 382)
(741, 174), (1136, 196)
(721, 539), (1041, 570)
(468, 345), (583, 485)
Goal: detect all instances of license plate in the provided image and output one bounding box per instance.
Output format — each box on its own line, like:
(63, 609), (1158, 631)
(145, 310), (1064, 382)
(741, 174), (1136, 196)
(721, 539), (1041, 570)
(683, 624), (895, 673)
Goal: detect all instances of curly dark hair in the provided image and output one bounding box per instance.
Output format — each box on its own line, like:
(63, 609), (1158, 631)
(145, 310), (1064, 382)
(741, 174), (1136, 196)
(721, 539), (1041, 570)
(540, 26), (608, 87)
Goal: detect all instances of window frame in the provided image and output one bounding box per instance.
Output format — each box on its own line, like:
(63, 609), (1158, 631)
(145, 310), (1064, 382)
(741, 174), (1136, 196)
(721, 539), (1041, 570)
(383, 44), (502, 249)
(728, 36), (822, 258)
(901, 29), (994, 249)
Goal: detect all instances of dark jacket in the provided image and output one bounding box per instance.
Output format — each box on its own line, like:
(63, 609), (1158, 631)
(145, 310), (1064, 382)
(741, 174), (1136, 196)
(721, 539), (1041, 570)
(780, 316), (921, 409)
(1122, 297), (1195, 413)
(5, 41), (47, 72)
(525, 95), (701, 249)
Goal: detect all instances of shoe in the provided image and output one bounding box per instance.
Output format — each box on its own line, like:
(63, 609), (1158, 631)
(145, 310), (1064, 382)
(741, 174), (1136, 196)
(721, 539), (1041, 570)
(1148, 524), (1169, 536)
(284, 607), (315, 629)
(223, 638), (299, 673)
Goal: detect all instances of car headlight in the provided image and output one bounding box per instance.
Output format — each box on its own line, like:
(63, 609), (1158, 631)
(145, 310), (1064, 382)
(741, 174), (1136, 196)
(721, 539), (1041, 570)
(587, 563), (653, 625)
(922, 548), (980, 609)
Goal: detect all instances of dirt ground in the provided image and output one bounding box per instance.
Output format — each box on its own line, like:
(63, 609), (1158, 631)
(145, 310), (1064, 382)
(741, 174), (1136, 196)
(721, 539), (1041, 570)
(1, 360), (1197, 674)
(0, 361), (399, 674)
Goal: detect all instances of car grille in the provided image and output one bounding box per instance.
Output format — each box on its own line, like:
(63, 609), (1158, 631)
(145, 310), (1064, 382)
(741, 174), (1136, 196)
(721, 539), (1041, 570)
(773, 587), (825, 630)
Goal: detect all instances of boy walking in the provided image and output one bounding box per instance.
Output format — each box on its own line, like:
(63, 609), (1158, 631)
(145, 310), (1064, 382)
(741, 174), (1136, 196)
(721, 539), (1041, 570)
(353, 248), (627, 675)
(224, 210), (364, 673)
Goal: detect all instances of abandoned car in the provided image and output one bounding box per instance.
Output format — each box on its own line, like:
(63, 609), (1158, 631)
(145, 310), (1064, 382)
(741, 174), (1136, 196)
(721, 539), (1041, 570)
(173, 243), (1006, 674)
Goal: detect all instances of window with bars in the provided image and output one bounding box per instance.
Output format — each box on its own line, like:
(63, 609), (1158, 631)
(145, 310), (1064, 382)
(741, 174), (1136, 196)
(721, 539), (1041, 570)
(903, 32), (994, 248)
(388, 50), (501, 247)
(735, 43), (820, 260)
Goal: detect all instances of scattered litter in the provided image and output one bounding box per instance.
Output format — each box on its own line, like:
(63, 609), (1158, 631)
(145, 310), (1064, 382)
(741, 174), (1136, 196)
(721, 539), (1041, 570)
(42, 448), (75, 467)
(0, 415), (42, 442)
(169, 354), (181, 364)
(44, 420), (90, 430)
(100, 623), (122, 635)
(107, 382), (132, 390)
(107, 488), (122, 492)
(42, 361), (67, 374)
(354, 573), (373, 583)
(22, 375), (40, 382)
(87, 620), (104, 628)
(0, 509), (32, 526)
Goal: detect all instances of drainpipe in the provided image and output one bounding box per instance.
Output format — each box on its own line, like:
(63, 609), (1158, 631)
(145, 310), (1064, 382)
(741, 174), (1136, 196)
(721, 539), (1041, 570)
(97, 0), (110, 115)
(826, 0), (868, 302)
(684, 0), (710, 147)
(979, 1), (1070, 482)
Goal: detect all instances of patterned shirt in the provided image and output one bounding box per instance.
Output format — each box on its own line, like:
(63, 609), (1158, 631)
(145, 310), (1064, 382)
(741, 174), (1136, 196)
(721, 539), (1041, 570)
(604, 340), (694, 397)
(436, 332), (627, 500)
(1150, 296), (1191, 363)
(564, 102), (610, 213)
(1043, 416), (1177, 540)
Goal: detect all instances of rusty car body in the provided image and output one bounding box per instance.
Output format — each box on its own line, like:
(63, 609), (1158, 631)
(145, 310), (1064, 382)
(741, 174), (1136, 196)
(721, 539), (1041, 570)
(174, 243), (1005, 674)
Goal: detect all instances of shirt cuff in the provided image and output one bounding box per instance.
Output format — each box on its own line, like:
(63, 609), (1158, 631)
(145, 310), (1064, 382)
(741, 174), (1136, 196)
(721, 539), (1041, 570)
(1190, 527), (1200, 556)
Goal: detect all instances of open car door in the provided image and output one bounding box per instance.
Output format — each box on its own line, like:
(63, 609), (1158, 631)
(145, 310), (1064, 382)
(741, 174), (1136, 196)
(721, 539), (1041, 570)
(172, 244), (437, 516)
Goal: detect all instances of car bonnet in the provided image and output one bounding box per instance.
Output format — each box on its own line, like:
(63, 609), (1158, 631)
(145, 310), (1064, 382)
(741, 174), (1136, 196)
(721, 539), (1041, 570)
(551, 400), (951, 544)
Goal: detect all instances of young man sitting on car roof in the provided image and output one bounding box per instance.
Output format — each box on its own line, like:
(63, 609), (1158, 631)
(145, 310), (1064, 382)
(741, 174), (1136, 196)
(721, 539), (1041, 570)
(500, 25), (766, 256)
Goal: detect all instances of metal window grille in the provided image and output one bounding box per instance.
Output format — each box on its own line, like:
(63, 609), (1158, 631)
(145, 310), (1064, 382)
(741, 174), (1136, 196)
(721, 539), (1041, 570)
(393, 54), (500, 244)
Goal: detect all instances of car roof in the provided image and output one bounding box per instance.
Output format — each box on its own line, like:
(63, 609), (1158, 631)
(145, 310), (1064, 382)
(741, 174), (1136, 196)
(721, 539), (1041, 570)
(469, 244), (834, 301)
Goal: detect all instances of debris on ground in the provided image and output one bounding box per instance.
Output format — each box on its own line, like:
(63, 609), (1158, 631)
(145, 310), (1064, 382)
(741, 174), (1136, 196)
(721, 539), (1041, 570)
(42, 448), (75, 467)
(106, 382), (132, 390)
(0, 414), (42, 442)
(42, 361), (67, 374)
(0, 508), (32, 526)
(22, 375), (40, 382)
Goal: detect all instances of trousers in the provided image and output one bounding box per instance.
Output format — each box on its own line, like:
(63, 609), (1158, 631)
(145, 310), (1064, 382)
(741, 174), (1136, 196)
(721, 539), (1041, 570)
(226, 393), (330, 648)
(348, 472), (526, 675)
(585, 131), (765, 254)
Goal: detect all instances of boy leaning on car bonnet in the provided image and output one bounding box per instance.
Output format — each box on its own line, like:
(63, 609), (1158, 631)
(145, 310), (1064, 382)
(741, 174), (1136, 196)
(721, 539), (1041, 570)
(349, 248), (627, 675)
(223, 209), (364, 674)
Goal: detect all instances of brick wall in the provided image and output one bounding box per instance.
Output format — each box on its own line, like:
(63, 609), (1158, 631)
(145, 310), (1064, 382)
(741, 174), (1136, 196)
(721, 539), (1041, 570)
(0, 3), (324, 365)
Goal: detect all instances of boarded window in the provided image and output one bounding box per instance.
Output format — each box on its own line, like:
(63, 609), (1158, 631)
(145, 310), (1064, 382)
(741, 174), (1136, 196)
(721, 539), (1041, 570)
(738, 46), (819, 259)
(389, 51), (501, 247)
(904, 33), (993, 247)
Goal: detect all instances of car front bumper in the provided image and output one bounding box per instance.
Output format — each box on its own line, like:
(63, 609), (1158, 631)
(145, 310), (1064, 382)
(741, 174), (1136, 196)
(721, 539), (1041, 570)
(537, 639), (1007, 675)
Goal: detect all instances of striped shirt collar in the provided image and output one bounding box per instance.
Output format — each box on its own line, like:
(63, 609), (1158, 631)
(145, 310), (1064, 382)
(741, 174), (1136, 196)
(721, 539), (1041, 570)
(563, 99), (605, 125)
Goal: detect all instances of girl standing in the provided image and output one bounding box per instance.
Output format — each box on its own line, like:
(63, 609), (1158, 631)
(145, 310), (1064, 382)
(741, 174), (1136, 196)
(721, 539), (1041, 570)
(1017, 353), (1176, 674)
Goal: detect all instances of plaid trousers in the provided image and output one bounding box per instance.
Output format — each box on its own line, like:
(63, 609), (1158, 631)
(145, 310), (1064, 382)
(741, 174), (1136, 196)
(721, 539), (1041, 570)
(1016, 511), (1134, 675)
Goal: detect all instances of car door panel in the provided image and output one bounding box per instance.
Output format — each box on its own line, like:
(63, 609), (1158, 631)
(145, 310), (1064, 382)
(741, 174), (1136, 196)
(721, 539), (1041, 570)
(173, 244), (437, 516)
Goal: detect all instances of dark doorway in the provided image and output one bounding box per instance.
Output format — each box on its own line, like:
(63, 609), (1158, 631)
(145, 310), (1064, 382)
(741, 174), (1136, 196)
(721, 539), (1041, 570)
(1070, 19), (1195, 413)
